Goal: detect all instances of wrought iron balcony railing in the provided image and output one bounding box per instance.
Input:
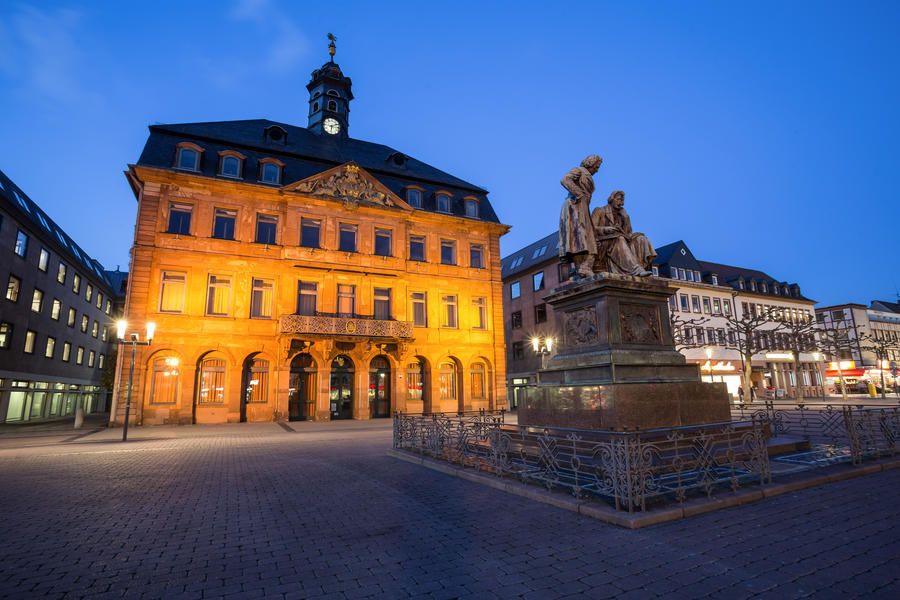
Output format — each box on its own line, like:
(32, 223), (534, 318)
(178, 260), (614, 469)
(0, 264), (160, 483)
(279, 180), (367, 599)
(279, 313), (413, 339)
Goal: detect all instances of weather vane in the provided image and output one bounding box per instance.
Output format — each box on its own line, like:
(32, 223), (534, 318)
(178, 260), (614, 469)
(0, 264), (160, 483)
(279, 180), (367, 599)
(328, 33), (336, 62)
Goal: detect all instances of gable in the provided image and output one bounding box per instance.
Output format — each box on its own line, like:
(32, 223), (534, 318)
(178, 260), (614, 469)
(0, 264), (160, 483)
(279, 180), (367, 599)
(282, 162), (411, 210)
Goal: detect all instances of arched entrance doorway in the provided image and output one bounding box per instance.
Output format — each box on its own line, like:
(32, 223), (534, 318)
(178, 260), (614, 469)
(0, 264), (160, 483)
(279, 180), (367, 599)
(330, 355), (354, 420)
(288, 354), (317, 421)
(241, 355), (269, 422)
(369, 355), (391, 418)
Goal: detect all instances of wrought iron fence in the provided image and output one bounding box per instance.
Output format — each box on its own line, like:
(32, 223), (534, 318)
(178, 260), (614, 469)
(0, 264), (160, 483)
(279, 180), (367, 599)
(393, 412), (771, 512)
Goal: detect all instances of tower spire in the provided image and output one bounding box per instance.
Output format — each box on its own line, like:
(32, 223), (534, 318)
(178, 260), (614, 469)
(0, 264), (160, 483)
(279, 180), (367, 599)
(327, 33), (336, 63)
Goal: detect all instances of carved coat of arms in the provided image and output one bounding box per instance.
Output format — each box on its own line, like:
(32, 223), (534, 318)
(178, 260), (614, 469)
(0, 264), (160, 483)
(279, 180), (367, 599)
(292, 164), (393, 209)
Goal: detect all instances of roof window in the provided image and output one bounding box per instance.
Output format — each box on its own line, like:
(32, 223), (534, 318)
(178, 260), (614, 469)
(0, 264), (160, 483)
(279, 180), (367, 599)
(175, 142), (204, 171)
(218, 151), (246, 179)
(259, 158), (284, 184)
(436, 192), (452, 213)
(264, 125), (287, 144)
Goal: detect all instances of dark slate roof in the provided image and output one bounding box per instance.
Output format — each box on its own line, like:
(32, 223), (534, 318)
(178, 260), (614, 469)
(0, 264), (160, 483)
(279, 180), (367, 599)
(137, 119), (500, 223)
(0, 168), (114, 290)
(871, 300), (900, 314)
(501, 231), (558, 279)
(104, 269), (129, 298)
(652, 241), (683, 265)
(697, 260), (815, 302)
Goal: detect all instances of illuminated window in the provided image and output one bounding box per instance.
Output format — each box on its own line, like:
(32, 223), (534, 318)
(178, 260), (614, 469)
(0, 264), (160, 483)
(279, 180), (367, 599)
(57, 262), (67, 284)
(213, 208), (237, 240)
(88, 350), (95, 367)
(0, 322), (11, 348)
(436, 193), (451, 213)
(439, 362), (457, 400)
(337, 284), (355, 316)
(14, 230), (28, 258)
(470, 244), (484, 269)
(301, 218), (321, 248)
(24, 330), (36, 354)
(255, 214), (278, 245)
(105, 299), (111, 315)
(76, 346), (84, 364)
(510, 281), (520, 299)
(167, 203), (192, 235)
(374, 228), (392, 257)
(6, 275), (21, 302)
(246, 358), (269, 403)
(373, 288), (391, 320)
(339, 223), (357, 252)
(406, 360), (424, 402)
(702, 298), (711, 314)
(440, 240), (456, 265)
(91, 321), (99, 338)
(150, 357), (180, 404)
(441, 295), (458, 328)
(98, 354), (105, 369)
(713, 298), (722, 314)
(44, 336), (55, 358)
(67, 308), (76, 327)
(723, 299), (732, 315)
(206, 275), (231, 316)
(409, 235), (425, 262)
(471, 362), (485, 399)
(297, 281), (317, 315)
(406, 188), (422, 208)
(473, 297), (487, 329)
(62, 342), (71, 362)
(411, 292), (427, 327)
(101, 326), (108, 342)
(96, 292), (102, 309)
(85, 283), (93, 303)
(81, 315), (88, 333)
(198, 358), (226, 403)
(159, 271), (186, 313)
(39, 248), (50, 271)
(250, 278), (274, 319)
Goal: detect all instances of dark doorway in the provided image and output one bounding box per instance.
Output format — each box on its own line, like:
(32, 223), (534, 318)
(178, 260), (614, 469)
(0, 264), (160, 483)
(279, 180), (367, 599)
(369, 355), (391, 418)
(330, 355), (354, 420)
(289, 354), (317, 421)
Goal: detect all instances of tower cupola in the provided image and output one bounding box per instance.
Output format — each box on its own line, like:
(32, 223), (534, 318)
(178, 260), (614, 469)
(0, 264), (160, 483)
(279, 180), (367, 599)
(307, 33), (353, 138)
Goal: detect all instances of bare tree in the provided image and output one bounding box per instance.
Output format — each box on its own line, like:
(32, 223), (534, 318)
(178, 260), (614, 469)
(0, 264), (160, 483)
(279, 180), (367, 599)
(857, 329), (897, 398)
(771, 311), (820, 402)
(718, 294), (782, 399)
(669, 313), (710, 353)
(816, 318), (860, 402)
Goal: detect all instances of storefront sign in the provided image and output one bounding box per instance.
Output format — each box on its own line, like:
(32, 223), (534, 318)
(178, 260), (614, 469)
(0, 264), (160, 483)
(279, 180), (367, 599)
(700, 360), (738, 373)
(828, 360), (856, 371)
(765, 353), (794, 360)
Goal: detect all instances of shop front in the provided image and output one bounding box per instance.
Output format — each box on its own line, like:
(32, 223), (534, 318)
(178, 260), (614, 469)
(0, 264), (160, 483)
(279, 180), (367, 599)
(689, 359), (743, 398)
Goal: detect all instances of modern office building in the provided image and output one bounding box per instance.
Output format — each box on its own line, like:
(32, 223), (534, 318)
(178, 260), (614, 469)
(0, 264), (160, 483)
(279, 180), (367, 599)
(111, 51), (509, 425)
(0, 169), (121, 422)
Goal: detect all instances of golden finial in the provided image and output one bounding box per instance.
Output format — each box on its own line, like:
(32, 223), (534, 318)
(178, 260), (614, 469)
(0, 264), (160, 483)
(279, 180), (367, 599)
(327, 33), (336, 62)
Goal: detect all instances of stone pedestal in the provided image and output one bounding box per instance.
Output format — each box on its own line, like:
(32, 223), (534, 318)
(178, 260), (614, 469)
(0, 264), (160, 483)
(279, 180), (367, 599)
(518, 273), (731, 430)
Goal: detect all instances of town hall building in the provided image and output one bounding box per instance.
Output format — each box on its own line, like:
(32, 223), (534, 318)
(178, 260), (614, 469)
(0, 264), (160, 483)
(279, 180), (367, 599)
(111, 50), (509, 425)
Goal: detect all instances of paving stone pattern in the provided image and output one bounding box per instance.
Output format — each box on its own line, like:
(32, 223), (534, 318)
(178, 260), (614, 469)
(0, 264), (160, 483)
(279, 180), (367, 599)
(0, 422), (897, 599)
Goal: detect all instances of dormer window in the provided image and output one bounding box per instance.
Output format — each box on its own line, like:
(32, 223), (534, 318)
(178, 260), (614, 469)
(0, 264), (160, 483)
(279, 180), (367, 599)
(436, 192), (452, 213)
(258, 158), (284, 185)
(264, 125), (287, 144)
(761, 282), (768, 293)
(406, 187), (423, 208)
(773, 285), (779, 295)
(711, 275), (718, 285)
(738, 278), (745, 290)
(464, 197), (479, 218)
(175, 142), (203, 171)
(750, 280), (757, 291)
(218, 151), (245, 178)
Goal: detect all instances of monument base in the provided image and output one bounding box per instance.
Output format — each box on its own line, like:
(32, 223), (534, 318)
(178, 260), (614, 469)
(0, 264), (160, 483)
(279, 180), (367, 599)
(519, 381), (733, 430)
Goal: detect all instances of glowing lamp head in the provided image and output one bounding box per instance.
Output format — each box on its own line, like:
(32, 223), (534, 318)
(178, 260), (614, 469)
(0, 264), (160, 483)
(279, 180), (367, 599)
(117, 320), (127, 340)
(532, 338), (539, 352)
(146, 322), (156, 342)
(545, 337), (552, 353)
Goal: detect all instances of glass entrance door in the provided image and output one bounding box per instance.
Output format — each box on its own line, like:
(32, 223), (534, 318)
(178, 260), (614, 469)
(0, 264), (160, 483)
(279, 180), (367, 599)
(289, 353), (316, 421)
(330, 355), (354, 420)
(369, 356), (391, 418)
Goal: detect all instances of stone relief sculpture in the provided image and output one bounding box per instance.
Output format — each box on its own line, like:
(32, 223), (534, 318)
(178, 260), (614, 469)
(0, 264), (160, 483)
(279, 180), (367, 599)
(592, 191), (657, 277)
(294, 164), (392, 208)
(558, 155), (602, 278)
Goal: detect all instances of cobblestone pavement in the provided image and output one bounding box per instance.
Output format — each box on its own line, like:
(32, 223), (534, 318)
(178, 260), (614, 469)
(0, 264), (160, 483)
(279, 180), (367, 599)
(0, 421), (897, 600)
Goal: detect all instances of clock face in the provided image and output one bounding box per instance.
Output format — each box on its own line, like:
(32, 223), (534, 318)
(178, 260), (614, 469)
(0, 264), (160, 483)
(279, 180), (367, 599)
(323, 118), (341, 135)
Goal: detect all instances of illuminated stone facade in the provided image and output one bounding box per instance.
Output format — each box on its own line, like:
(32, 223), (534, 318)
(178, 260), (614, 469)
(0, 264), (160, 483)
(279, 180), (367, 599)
(111, 58), (508, 425)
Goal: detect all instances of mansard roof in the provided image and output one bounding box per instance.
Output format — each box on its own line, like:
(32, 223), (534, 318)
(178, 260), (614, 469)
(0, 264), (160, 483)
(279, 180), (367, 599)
(501, 230), (558, 279)
(136, 119), (500, 223)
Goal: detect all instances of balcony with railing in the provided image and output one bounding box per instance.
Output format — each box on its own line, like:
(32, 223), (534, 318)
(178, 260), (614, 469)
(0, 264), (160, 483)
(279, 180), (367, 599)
(279, 312), (414, 339)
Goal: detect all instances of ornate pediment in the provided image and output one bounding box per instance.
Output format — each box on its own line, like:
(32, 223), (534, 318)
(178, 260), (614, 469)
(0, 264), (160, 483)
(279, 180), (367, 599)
(283, 163), (410, 210)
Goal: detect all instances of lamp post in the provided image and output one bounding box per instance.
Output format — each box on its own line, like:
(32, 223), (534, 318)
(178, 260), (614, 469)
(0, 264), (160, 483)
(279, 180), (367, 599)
(116, 320), (155, 442)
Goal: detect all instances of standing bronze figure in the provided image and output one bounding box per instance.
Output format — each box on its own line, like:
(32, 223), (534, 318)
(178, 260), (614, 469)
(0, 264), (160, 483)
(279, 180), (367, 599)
(559, 155), (603, 278)
(592, 190), (657, 276)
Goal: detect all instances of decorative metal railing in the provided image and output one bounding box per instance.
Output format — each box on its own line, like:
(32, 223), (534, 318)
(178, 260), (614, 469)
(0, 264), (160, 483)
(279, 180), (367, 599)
(279, 314), (413, 338)
(393, 412), (771, 512)
(843, 407), (900, 464)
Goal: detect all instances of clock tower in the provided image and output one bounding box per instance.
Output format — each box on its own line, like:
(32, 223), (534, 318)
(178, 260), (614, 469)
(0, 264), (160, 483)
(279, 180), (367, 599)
(307, 34), (353, 139)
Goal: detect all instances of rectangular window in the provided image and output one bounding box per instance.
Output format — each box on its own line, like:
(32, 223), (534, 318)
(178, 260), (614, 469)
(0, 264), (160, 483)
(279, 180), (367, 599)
(88, 350), (95, 368)
(464, 244), (483, 269)
(511, 310), (522, 329)
(38, 248), (50, 271)
(558, 263), (570, 283)
(85, 283), (93, 303)
(297, 281), (317, 315)
(409, 235), (425, 261)
(411, 292), (427, 327)
(373, 288), (392, 320)
(713, 298), (722, 314)
(686, 270), (694, 282)
(678, 268), (686, 280)
(167, 203), (192, 235)
(534, 303), (547, 324)
(512, 342), (524, 361)
(696, 328), (705, 344)
(91, 321), (99, 338)
(472, 297), (487, 329)
(680, 294), (689, 312)
(510, 281), (521, 299)
(533, 271), (545, 291)
(6, 275), (21, 302)
(337, 285), (355, 316)
(707, 328), (717, 345)
(301, 218), (321, 248)
(250, 278), (274, 318)
(213, 208), (237, 240)
(96, 292), (102, 309)
(102, 326), (108, 342)
(339, 223), (357, 252)
(105, 299), (111, 315)
(99, 354), (105, 369)
(0, 322), (11, 348)
(24, 330), (36, 354)
(255, 214), (278, 244)
(198, 359), (226, 403)
(441, 294), (458, 328)
(62, 342), (71, 362)
(702, 297), (711, 314)
(50, 299), (61, 320)
(440, 239), (456, 265)
(159, 271), (186, 313)
(683, 327), (694, 343)
(691, 296), (701, 313)
(57, 262), (67, 284)
(374, 228), (392, 257)
(206, 274), (231, 316)
(81, 315), (88, 333)
(67, 308), (76, 327)
(717, 329), (726, 344)
(651, 265), (659, 276)
(73, 274), (81, 294)
(669, 296), (677, 311)
(723, 299), (732, 315)
(15, 230), (28, 257)
(30, 288), (43, 313)
(727, 330), (736, 345)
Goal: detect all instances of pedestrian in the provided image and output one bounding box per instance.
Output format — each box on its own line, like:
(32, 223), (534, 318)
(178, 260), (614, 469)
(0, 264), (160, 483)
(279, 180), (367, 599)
(737, 386), (744, 403)
(750, 386), (757, 401)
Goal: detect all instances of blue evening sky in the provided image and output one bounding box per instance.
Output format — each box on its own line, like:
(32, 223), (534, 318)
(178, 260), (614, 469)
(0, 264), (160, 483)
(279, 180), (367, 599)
(1, 1), (898, 307)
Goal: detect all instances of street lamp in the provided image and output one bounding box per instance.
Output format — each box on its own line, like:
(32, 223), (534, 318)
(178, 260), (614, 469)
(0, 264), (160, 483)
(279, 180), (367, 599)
(117, 320), (155, 442)
(532, 336), (554, 380)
